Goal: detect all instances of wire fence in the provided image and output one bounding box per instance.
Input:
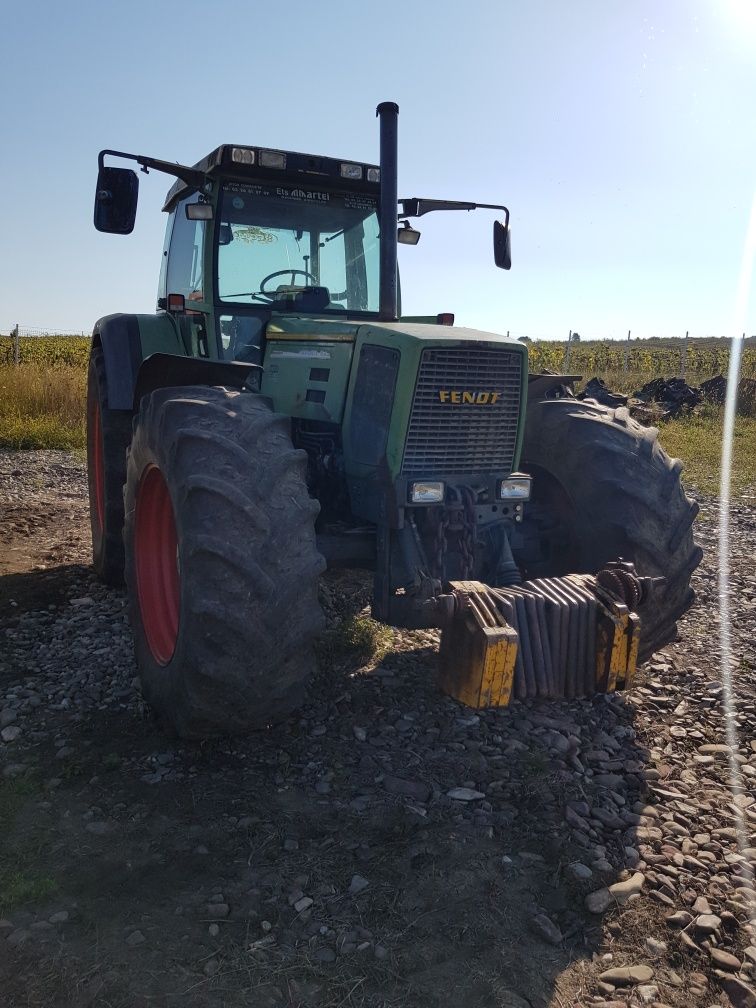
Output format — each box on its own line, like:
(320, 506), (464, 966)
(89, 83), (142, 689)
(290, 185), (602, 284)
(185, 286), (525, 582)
(2, 325), (88, 365)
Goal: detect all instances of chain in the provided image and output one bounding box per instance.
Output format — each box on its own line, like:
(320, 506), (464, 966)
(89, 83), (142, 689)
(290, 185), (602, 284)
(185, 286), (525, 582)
(459, 486), (477, 578)
(429, 487), (478, 581)
(432, 507), (449, 580)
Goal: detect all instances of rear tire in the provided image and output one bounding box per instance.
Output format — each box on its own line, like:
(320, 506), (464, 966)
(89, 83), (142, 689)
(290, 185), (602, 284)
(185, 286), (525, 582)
(86, 346), (132, 585)
(521, 396), (702, 662)
(123, 385), (326, 738)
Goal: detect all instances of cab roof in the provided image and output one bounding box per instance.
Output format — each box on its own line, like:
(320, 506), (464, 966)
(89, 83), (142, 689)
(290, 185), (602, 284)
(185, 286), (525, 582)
(163, 144), (379, 212)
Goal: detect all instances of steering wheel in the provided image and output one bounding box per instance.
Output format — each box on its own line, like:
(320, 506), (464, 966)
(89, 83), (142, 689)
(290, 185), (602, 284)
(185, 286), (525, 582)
(259, 269), (318, 297)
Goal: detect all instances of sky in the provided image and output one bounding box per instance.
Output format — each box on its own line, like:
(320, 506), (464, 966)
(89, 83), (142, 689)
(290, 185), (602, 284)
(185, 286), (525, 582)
(1, 0), (755, 341)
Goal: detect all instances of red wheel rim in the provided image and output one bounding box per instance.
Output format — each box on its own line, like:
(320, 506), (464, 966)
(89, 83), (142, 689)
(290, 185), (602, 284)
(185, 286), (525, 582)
(92, 402), (105, 531)
(134, 465), (180, 665)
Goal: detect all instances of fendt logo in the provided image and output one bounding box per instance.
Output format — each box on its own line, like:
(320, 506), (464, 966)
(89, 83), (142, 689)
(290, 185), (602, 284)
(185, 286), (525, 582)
(438, 390), (501, 405)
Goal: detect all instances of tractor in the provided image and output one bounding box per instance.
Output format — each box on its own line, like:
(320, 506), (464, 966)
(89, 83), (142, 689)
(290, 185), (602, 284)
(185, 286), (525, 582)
(88, 102), (702, 737)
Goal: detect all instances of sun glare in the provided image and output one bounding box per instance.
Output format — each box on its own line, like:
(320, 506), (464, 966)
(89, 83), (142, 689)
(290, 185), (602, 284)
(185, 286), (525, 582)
(722, 0), (756, 35)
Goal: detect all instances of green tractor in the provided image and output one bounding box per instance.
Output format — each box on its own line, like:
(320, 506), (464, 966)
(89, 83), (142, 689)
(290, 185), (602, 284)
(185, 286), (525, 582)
(88, 102), (701, 738)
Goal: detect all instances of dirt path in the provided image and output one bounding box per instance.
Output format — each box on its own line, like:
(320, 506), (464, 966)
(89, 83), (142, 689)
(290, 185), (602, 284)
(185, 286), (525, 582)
(0, 451), (754, 1008)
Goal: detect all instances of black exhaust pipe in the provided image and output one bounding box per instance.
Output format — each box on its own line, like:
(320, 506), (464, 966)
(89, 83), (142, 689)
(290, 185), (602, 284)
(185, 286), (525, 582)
(376, 102), (399, 321)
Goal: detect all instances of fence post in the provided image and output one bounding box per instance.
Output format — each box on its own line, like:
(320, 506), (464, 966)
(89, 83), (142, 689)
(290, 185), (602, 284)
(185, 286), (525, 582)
(623, 330), (630, 375)
(12, 323), (19, 365)
(565, 331), (572, 372)
(680, 331), (688, 378)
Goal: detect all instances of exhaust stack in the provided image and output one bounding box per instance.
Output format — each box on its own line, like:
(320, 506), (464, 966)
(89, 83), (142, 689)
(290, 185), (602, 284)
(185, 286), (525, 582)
(376, 101), (399, 321)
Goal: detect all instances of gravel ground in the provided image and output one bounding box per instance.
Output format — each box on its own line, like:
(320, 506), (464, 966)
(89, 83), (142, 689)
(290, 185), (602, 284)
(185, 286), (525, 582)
(0, 451), (755, 1008)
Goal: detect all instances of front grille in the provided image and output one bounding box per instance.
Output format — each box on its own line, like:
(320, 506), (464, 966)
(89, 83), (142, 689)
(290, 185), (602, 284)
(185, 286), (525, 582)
(401, 346), (523, 477)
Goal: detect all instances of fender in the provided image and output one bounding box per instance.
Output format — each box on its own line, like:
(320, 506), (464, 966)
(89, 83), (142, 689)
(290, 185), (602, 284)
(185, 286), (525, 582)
(93, 313), (261, 410)
(133, 353), (261, 411)
(527, 373), (581, 401)
(92, 313), (144, 410)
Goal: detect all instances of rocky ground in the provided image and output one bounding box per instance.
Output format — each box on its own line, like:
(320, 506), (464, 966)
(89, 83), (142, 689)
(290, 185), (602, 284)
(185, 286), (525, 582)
(0, 451), (755, 1008)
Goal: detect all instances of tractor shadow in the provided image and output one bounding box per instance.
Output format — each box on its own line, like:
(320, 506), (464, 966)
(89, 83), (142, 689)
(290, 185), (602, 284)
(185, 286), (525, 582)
(0, 565), (660, 1008)
(297, 631), (656, 1007)
(0, 563), (92, 620)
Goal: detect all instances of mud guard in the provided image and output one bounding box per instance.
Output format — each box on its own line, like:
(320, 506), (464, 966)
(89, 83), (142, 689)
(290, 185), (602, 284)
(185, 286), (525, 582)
(132, 354), (261, 411)
(92, 314), (144, 410)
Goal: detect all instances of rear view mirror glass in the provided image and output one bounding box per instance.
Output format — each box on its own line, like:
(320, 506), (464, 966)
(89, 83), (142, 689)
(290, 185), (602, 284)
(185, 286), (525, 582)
(218, 223), (233, 245)
(94, 166), (139, 234)
(493, 220), (512, 270)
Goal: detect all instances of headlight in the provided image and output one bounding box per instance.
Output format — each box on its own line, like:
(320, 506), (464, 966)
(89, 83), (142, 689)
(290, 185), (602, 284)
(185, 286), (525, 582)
(259, 149), (286, 169)
(340, 163), (363, 179)
(231, 147), (255, 165)
(409, 481), (445, 504)
(498, 475), (531, 501)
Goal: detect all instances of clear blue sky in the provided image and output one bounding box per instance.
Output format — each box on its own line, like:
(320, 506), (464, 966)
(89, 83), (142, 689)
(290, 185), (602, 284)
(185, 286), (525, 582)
(1, 0), (755, 340)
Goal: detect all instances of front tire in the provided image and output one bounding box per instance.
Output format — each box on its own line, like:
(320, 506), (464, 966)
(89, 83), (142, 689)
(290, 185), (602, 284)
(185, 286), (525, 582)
(123, 385), (326, 738)
(521, 396), (703, 662)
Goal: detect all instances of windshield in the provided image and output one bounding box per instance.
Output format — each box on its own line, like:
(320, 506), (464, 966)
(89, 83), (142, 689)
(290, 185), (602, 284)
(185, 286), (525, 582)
(218, 182), (380, 313)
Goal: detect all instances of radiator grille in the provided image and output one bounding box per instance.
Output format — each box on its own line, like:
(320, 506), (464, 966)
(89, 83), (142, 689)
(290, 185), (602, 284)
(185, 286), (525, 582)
(401, 347), (523, 476)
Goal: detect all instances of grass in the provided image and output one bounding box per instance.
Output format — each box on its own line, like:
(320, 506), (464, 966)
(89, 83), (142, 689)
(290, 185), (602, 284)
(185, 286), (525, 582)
(0, 870), (58, 915)
(656, 404), (756, 496)
(0, 771), (58, 915)
(318, 613), (394, 665)
(1, 352), (754, 497)
(0, 362), (85, 449)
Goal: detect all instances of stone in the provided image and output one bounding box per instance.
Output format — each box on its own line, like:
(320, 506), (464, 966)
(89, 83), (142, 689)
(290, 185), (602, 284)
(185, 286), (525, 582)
(383, 776), (430, 802)
(608, 872), (645, 904)
(6, 929), (30, 947)
(598, 965), (654, 985)
(665, 910), (693, 929)
(709, 947), (741, 971)
(568, 862), (593, 881)
(48, 911), (69, 924)
(315, 946), (336, 963)
(636, 986), (659, 1004)
(528, 913), (562, 946)
(694, 913), (722, 934)
(447, 787), (485, 801)
(85, 821), (115, 836)
(125, 930), (145, 946)
(585, 889), (611, 914)
(644, 937), (667, 958)
(715, 975), (756, 1008)
(206, 903), (229, 919)
(353, 726), (367, 742)
(294, 897), (313, 914)
(1, 725), (20, 743)
(348, 875), (369, 895)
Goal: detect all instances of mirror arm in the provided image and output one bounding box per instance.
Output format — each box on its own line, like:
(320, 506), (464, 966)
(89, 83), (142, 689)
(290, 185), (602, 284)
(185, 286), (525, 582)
(398, 198), (509, 226)
(98, 149), (205, 191)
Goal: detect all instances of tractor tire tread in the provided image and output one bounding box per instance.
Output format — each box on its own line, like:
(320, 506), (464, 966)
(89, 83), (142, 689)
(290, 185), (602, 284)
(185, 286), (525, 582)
(124, 385), (326, 738)
(522, 394), (702, 663)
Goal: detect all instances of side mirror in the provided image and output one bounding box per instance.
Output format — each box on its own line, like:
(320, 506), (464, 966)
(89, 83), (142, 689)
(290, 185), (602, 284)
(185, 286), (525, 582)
(397, 221), (420, 245)
(218, 223), (233, 246)
(94, 165), (139, 234)
(493, 219), (512, 270)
